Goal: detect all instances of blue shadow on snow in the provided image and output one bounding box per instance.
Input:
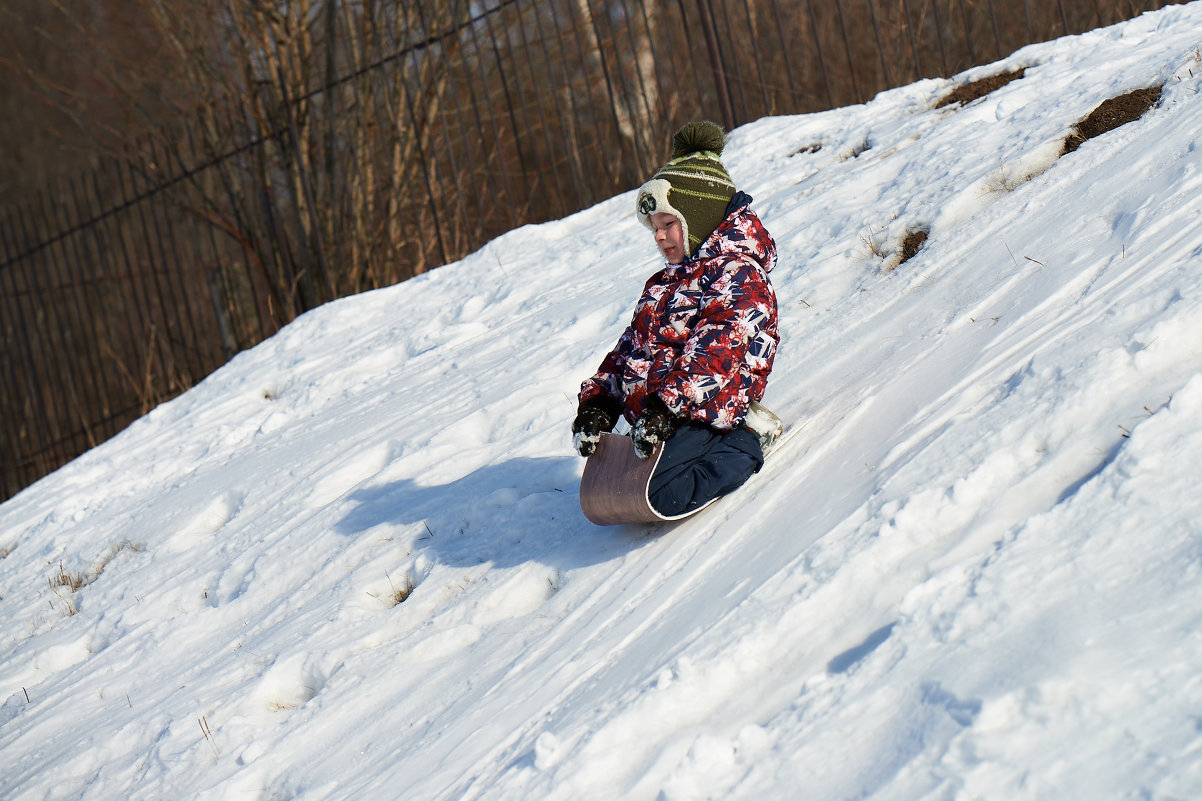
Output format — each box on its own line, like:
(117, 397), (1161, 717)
(335, 456), (637, 570)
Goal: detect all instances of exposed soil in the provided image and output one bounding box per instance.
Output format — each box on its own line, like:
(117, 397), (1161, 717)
(898, 229), (928, 266)
(1062, 86), (1163, 154)
(936, 68), (1026, 108)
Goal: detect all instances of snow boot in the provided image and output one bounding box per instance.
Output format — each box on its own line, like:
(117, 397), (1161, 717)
(744, 401), (783, 452)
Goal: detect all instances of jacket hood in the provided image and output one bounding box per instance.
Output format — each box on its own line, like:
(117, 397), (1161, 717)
(693, 191), (776, 274)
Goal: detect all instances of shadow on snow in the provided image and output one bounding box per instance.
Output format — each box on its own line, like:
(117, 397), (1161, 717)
(334, 455), (650, 570)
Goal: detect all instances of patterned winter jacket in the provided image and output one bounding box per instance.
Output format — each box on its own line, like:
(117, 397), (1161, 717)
(579, 192), (779, 431)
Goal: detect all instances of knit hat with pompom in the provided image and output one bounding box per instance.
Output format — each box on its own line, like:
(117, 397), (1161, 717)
(635, 121), (736, 258)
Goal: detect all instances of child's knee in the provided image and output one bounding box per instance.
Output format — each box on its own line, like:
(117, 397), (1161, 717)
(648, 425), (763, 515)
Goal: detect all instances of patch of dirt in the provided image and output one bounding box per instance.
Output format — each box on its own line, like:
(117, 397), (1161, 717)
(1061, 86), (1163, 154)
(936, 68), (1026, 109)
(898, 229), (928, 265)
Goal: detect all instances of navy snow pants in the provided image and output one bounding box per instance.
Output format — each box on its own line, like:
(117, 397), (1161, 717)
(647, 423), (765, 517)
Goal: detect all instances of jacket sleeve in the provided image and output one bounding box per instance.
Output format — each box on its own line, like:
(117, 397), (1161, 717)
(578, 325), (635, 407)
(656, 255), (776, 418)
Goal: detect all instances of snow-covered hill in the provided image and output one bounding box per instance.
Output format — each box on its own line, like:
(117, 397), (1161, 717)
(4, 5), (1202, 799)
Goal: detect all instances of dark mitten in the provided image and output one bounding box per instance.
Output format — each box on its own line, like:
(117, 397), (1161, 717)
(572, 395), (621, 457)
(632, 394), (680, 459)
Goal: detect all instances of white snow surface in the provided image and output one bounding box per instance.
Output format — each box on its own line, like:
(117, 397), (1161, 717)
(4, 7), (1202, 800)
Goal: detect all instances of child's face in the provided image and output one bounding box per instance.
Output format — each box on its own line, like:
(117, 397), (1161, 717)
(649, 212), (686, 264)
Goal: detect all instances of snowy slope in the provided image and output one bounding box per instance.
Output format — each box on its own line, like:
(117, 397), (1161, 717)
(3, 6), (1202, 800)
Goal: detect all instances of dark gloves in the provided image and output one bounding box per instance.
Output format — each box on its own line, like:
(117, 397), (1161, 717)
(572, 395), (621, 457)
(632, 394), (679, 459)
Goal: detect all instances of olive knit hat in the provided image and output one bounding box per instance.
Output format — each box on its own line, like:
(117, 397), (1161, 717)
(635, 120), (736, 257)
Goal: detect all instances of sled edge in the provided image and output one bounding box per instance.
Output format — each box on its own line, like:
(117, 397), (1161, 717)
(580, 434), (665, 525)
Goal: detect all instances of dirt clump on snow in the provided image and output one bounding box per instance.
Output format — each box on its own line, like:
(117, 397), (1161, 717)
(936, 68), (1026, 108)
(899, 229), (928, 265)
(1062, 86), (1163, 154)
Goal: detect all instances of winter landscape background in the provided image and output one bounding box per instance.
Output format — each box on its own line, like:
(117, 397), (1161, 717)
(3, 4), (1202, 799)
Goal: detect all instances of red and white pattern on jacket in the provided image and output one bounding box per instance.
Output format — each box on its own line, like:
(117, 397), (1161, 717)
(580, 197), (779, 431)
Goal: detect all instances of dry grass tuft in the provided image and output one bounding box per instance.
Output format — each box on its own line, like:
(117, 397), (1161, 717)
(50, 562), (89, 592)
(388, 571), (415, 606)
(859, 226), (887, 259)
(985, 158), (1023, 194)
(46, 540), (144, 615)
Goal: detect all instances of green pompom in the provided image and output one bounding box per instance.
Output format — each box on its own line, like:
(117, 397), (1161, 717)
(672, 120), (725, 158)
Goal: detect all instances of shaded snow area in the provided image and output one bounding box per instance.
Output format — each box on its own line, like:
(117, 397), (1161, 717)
(4, 6), (1202, 800)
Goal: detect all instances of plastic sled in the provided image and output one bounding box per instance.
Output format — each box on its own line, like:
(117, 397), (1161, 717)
(578, 403), (784, 527)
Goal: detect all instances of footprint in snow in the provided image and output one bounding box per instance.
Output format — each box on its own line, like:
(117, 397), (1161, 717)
(468, 563), (561, 626)
(366, 564), (561, 660)
(164, 490), (245, 553)
(247, 653), (329, 719)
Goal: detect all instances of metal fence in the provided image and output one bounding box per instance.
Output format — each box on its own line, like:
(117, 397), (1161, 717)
(0, 0), (1181, 501)
(1, 145), (252, 495)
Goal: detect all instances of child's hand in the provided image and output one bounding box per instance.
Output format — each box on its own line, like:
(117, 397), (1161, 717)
(632, 396), (678, 459)
(572, 397), (620, 457)
(573, 424), (604, 457)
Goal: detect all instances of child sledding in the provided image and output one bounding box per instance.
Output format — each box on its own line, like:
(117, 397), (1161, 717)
(573, 121), (782, 525)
